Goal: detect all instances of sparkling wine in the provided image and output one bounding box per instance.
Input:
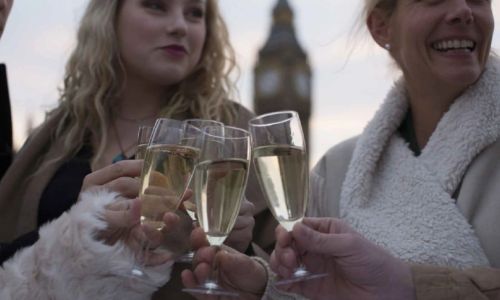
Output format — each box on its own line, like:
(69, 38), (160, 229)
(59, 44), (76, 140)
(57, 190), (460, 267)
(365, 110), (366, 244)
(140, 144), (199, 229)
(252, 145), (307, 231)
(135, 143), (148, 160)
(194, 158), (249, 246)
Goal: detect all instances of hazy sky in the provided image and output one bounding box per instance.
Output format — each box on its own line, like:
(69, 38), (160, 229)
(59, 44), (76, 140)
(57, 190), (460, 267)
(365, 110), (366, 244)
(1, 0), (499, 165)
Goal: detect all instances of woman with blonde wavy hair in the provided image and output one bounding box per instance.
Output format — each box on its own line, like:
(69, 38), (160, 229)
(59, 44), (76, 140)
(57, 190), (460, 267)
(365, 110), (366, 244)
(0, 0), (272, 298)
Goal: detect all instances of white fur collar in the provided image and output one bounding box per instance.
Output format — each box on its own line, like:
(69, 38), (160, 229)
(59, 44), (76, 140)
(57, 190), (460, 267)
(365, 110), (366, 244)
(339, 56), (500, 268)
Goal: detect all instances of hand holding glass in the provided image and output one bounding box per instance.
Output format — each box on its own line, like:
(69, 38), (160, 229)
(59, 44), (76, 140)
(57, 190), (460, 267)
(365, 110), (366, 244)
(131, 118), (199, 278)
(249, 111), (328, 284)
(183, 126), (251, 297)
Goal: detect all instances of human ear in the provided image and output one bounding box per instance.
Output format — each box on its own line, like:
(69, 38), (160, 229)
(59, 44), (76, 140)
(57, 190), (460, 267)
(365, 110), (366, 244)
(367, 8), (392, 50)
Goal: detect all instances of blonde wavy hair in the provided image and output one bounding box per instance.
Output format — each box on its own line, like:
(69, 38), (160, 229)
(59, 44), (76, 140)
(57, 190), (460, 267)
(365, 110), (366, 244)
(362, 0), (397, 21)
(47, 0), (237, 167)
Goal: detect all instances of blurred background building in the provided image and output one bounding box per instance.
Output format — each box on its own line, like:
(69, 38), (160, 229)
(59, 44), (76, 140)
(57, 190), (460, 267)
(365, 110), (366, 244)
(254, 0), (312, 147)
(1, 0), (499, 166)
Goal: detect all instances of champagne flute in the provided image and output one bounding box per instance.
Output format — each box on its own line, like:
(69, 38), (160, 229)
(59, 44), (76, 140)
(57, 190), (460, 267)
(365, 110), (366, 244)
(177, 119), (224, 263)
(135, 125), (153, 160)
(130, 118), (200, 279)
(181, 119), (224, 220)
(248, 111), (328, 285)
(183, 126), (250, 297)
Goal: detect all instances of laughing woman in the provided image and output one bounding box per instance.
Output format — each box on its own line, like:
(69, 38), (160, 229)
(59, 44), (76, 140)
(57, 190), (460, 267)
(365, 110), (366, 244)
(0, 0), (271, 298)
(184, 0), (500, 299)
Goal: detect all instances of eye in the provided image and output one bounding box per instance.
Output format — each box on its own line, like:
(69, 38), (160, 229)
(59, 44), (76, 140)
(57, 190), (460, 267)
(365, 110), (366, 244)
(142, 0), (165, 11)
(417, 0), (444, 5)
(186, 6), (205, 21)
(468, 0), (492, 4)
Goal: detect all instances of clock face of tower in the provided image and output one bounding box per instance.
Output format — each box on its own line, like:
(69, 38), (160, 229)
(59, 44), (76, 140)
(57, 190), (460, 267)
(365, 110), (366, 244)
(294, 71), (310, 98)
(258, 69), (281, 96)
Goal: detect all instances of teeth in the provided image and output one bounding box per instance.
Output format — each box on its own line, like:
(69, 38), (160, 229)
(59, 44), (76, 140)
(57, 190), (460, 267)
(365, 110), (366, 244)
(433, 39), (475, 51)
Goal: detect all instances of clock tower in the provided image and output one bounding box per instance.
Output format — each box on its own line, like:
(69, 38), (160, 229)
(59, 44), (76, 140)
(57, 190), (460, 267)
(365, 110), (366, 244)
(253, 0), (312, 147)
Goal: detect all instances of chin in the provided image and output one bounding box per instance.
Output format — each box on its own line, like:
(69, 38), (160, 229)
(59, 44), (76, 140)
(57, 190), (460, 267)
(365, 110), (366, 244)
(160, 67), (192, 84)
(440, 68), (483, 89)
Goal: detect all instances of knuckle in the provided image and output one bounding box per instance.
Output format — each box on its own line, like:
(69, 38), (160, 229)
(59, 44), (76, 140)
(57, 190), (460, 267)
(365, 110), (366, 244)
(81, 174), (93, 189)
(111, 161), (128, 177)
(343, 233), (358, 249)
(107, 180), (123, 194)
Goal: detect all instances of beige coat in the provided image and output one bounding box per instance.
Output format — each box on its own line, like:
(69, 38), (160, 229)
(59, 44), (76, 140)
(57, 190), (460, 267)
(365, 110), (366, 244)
(308, 137), (500, 299)
(306, 55), (500, 298)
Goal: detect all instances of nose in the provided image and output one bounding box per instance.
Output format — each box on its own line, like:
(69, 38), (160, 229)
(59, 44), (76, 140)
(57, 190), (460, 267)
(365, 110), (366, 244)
(446, 0), (474, 25)
(165, 8), (187, 38)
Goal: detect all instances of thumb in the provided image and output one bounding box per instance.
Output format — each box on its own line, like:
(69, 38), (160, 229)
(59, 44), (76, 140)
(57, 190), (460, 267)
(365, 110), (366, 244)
(293, 222), (357, 257)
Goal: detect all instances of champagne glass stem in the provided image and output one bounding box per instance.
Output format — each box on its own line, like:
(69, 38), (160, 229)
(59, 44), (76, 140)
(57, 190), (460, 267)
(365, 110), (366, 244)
(291, 237), (309, 277)
(130, 238), (151, 279)
(274, 231), (328, 286)
(204, 245), (221, 289)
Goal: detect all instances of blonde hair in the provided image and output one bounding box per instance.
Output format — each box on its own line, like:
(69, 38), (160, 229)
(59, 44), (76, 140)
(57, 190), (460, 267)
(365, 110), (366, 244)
(361, 0), (397, 22)
(47, 0), (237, 167)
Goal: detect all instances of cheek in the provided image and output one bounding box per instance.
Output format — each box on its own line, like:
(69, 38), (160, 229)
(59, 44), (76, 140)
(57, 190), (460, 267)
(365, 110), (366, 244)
(191, 28), (207, 59)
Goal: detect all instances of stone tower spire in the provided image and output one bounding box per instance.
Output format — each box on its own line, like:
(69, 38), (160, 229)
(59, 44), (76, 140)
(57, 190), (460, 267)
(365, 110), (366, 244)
(254, 0), (312, 148)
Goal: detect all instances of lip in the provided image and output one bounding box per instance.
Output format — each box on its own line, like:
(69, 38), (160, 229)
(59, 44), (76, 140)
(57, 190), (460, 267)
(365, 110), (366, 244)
(161, 44), (188, 57)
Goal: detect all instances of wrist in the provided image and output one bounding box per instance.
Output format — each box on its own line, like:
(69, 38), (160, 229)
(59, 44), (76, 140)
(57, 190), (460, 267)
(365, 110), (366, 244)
(250, 256), (273, 297)
(387, 260), (415, 300)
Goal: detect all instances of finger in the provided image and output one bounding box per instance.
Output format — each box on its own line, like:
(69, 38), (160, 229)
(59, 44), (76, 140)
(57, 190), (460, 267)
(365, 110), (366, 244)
(275, 225), (293, 248)
(193, 262), (212, 284)
(102, 198), (141, 228)
(293, 221), (359, 257)
(182, 200), (196, 214)
(192, 246), (217, 267)
(182, 189), (193, 201)
(238, 199), (254, 216)
(105, 177), (140, 198)
(270, 250), (293, 278)
(231, 214), (254, 230)
(106, 198), (134, 211)
(162, 212), (181, 228)
(82, 160), (143, 190)
(190, 227), (209, 250)
(183, 263), (218, 300)
(300, 217), (353, 234)
(144, 186), (176, 197)
(216, 249), (268, 294)
(181, 269), (199, 289)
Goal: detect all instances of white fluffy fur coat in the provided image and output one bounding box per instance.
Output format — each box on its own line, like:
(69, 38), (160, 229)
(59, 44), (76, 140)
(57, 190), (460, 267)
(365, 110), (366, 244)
(338, 56), (500, 269)
(0, 189), (173, 300)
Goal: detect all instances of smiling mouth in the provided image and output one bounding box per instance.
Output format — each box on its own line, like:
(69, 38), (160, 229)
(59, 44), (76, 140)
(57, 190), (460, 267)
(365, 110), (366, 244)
(432, 39), (476, 52)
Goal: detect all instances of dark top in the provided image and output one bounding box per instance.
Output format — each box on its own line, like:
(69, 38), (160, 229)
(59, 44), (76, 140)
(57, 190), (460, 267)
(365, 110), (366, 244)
(398, 110), (421, 156)
(398, 110), (462, 199)
(0, 146), (93, 265)
(0, 64), (13, 180)
(37, 145), (93, 225)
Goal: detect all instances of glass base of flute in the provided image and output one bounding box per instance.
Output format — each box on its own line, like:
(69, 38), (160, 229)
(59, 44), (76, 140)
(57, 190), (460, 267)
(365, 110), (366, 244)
(128, 220), (172, 282)
(182, 245), (239, 298)
(274, 218), (329, 286)
(130, 211), (193, 281)
(249, 111), (328, 286)
(183, 126), (251, 298)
